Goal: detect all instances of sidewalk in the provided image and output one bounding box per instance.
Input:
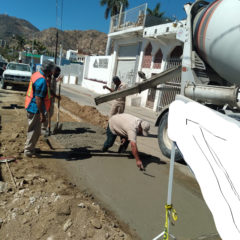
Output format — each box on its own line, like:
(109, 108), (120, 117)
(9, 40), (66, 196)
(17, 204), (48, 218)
(54, 84), (218, 240)
(60, 83), (194, 180)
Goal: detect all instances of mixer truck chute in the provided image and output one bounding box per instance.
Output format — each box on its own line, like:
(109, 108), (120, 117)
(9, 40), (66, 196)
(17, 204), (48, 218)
(94, 0), (240, 160)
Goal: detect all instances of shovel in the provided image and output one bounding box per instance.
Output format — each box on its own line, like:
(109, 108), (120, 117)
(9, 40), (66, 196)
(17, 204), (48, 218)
(53, 81), (62, 134)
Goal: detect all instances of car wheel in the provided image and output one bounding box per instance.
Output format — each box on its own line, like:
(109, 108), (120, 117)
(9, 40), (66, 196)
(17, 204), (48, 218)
(158, 111), (182, 161)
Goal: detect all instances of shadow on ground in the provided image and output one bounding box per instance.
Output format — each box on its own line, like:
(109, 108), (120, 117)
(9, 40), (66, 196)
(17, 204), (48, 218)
(37, 146), (166, 171)
(2, 104), (24, 109)
(59, 128), (96, 134)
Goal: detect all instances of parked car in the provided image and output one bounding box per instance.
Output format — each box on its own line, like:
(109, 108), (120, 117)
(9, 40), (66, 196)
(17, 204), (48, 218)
(0, 61), (7, 80)
(1, 62), (32, 89)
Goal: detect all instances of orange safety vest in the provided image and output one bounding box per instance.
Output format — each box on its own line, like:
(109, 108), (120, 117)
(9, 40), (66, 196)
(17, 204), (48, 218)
(25, 71), (51, 112)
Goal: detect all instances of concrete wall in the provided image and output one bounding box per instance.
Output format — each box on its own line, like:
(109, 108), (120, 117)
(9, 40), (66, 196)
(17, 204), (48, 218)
(111, 36), (143, 107)
(60, 63), (84, 85)
(82, 55), (114, 94)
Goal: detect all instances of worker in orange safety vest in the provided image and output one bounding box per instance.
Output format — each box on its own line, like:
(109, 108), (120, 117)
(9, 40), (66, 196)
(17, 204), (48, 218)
(24, 60), (55, 157)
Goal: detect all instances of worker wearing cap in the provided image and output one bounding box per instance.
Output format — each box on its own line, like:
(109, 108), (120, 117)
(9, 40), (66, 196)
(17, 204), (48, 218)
(24, 60), (55, 157)
(103, 76), (126, 117)
(102, 113), (150, 170)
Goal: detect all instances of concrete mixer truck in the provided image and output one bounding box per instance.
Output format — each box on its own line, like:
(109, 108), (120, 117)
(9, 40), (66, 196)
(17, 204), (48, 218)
(95, 0), (240, 160)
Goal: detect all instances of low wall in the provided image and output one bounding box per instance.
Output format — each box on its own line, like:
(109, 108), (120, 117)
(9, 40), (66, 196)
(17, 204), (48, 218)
(82, 56), (114, 94)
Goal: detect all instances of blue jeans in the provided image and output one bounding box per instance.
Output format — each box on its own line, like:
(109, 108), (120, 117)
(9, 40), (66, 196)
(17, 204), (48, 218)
(103, 125), (117, 151)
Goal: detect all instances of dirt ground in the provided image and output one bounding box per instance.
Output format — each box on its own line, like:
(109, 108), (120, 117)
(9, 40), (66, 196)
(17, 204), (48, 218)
(60, 95), (109, 129)
(0, 90), (138, 240)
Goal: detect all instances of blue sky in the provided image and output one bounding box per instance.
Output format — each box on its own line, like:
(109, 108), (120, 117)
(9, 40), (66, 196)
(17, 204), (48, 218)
(1, 0), (193, 33)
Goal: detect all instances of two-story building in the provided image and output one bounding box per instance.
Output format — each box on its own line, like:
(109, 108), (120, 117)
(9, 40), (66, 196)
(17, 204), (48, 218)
(82, 3), (185, 112)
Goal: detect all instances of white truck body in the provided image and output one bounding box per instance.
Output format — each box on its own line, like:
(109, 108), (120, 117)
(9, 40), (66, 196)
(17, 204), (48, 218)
(1, 62), (32, 89)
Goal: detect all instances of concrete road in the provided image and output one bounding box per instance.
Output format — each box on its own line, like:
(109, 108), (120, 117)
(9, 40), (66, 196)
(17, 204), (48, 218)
(54, 85), (220, 240)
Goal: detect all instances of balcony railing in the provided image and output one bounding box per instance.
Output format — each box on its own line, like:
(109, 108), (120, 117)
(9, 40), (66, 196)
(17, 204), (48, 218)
(109, 4), (147, 33)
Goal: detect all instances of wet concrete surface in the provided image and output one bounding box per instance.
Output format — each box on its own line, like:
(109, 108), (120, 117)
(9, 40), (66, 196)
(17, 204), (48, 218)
(50, 121), (220, 240)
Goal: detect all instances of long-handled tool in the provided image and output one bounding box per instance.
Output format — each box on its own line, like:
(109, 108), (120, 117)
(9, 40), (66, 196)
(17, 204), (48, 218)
(47, 111), (51, 136)
(53, 81), (62, 134)
(0, 156), (17, 189)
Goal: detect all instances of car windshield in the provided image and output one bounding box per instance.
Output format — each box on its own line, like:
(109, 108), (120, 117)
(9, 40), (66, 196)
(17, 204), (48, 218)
(7, 63), (30, 72)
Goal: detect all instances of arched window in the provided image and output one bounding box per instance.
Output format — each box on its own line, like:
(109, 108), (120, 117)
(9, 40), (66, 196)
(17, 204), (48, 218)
(170, 46), (183, 58)
(153, 48), (163, 69)
(142, 43), (152, 68)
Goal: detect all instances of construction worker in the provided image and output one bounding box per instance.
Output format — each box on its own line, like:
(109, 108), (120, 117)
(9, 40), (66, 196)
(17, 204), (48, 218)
(102, 113), (150, 170)
(103, 76), (126, 117)
(24, 60), (55, 157)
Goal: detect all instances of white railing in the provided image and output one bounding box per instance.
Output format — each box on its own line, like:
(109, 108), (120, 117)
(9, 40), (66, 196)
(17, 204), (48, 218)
(109, 4), (147, 33)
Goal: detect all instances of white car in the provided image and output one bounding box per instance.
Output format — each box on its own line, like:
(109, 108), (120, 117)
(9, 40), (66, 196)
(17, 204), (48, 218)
(1, 62), (32, 89)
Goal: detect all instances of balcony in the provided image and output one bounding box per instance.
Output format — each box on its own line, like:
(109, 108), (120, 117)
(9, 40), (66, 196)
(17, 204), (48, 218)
(109, 3), (174, 35)
(109, 4), (147, 33)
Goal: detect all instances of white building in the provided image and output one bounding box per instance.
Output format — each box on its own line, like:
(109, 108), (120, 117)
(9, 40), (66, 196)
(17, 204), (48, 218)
(82, 4), (185, 112)
(66, 50), (78, 62)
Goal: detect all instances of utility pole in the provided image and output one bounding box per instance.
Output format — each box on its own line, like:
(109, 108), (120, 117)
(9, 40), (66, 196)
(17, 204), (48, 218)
(54, 30), (58, 64)
(55, 0), (63, 65)
(31, 34), (34, 70)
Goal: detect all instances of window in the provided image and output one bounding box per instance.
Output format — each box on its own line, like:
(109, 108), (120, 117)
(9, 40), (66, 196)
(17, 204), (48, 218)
(153, 49), (163, 69)
(7, 63), (30, 72)
(142, 43), (152, 68)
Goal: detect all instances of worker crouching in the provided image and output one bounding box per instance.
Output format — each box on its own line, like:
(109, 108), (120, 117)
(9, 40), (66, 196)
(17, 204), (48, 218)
(102, 113), (150, 170)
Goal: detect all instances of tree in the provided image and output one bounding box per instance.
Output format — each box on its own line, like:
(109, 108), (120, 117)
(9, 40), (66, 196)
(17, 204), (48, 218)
(33, 40), (48, 55)
(147, 3), (165, 19)
(100, 0), (129, 19)
(15, 35), (26, 51)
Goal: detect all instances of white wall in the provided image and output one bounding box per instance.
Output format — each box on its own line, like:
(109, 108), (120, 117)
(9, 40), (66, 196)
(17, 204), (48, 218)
(66, 50), (78, 61)
(111, 36), (143, 107)
(82, 55), (114, 94)
(40, 55), (54, 64)
(138, 38), (182, 110)
(81, 27), (182, 110)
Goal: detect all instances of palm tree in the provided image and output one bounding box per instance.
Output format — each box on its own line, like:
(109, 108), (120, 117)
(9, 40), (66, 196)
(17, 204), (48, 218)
(100, 0), (129, 19)
(147, 3), (165, 19)
(15, 35), (26, 51)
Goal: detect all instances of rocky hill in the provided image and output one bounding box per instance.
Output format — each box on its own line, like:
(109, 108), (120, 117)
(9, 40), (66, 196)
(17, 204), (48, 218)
(0, 14), (39, 39)
(35, 28), (107, 55)
(0, 14), (107, 55)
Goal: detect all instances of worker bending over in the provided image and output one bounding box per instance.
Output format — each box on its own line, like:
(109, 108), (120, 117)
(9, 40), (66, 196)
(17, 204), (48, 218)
(102, 113), (150, 170)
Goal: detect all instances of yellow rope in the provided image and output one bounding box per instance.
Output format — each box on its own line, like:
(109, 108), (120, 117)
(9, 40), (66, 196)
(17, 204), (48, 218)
(163, 204), (178, 240)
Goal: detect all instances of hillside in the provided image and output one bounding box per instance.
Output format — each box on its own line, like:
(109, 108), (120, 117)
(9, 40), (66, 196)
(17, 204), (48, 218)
(35, 28), (107, 55)
(0, 14), (39, 39)
(0, 14), (107, 55)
